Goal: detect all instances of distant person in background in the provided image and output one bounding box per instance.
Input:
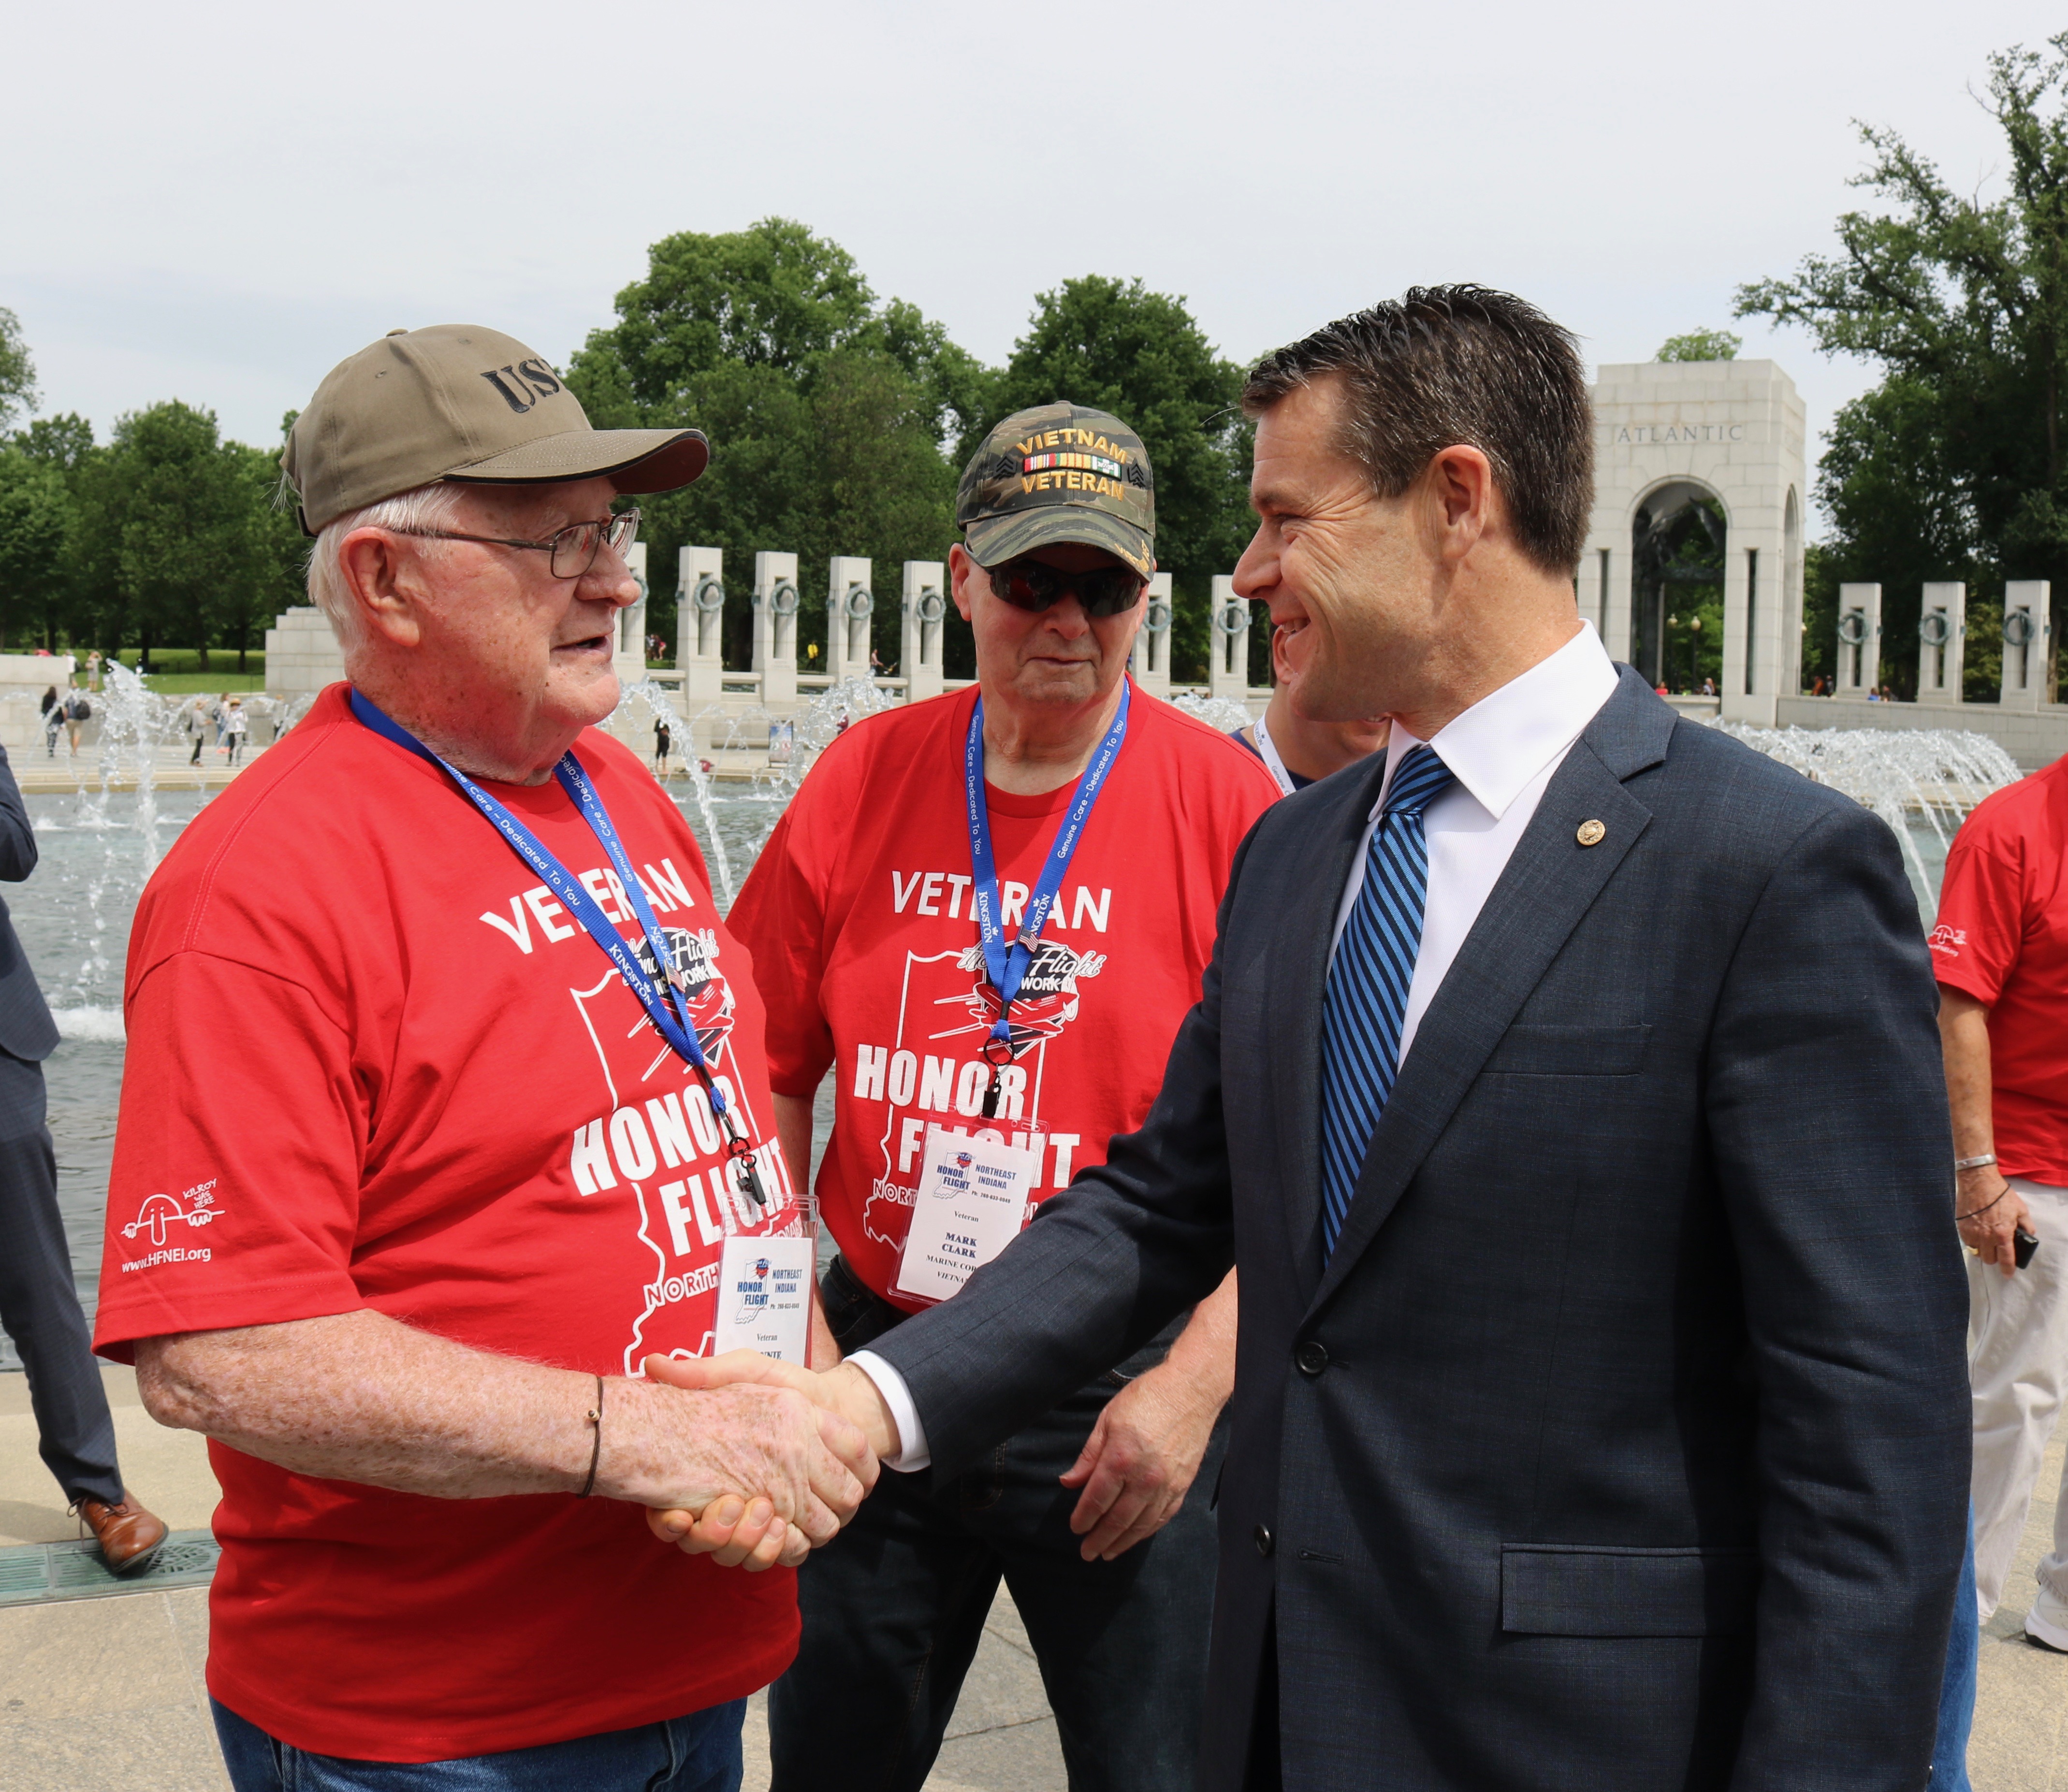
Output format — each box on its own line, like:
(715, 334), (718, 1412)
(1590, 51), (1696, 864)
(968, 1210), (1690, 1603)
(654, 715), (671, 777)
(189, 696), (210, 766)
(63, 688), (88, 755)
(1230, 621), (1388, 794)
(86, 650), (102, 693)
(39, 687), (59, 758)
(224, 698), (248, 766)
(213, 694), (230, 752)
(0, 727), (168, 1572)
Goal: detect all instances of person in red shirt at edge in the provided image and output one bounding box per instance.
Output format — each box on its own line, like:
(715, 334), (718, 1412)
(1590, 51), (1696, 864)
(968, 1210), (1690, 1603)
(90, 325), (875, 1792)
(703, 402), (1279, 1792)
(1934, 752), (2068, 1653)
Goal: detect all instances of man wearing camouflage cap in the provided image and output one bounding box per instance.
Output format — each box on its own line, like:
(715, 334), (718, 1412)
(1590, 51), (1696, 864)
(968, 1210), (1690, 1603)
(93, 325), (874, 1789)
(714, 402), (1280, 1791)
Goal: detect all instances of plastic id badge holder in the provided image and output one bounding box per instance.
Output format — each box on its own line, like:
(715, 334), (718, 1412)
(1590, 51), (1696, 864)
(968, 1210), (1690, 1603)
(713, 1230), (815, 1362)
(893, 1125), (1037, 1304)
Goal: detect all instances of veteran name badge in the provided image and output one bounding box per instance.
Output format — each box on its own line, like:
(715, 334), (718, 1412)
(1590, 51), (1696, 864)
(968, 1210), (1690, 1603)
(895, 1126), (1037, 1304)
(713, 1233), (815, 1362)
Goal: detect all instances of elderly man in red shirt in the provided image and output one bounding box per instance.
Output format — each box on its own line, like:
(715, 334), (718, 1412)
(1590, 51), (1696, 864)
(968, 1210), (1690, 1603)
(1934, 751), (2068, 1652)
(94, 325), (873, 1791)
(719, 403), (1279, 1792)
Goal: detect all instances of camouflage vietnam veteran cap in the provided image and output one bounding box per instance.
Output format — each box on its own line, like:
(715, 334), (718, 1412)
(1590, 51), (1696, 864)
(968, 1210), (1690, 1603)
(956, 401), (1154, 579)
(283, 324), (710, 536)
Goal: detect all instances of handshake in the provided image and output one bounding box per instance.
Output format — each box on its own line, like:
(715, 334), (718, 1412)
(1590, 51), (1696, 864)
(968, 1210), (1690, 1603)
(628, 1352), (901, 1573)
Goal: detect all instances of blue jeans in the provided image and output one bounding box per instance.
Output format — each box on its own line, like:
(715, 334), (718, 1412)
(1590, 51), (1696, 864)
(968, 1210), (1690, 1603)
(1930, 1507), (1978, 1790)
(768, 1255), (1223, 1792)
(211, 1698), (744, 1792)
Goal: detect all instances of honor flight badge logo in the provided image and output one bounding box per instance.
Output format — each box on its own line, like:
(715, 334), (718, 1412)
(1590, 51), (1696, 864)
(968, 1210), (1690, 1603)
(950, 939), (1105, 1056)
(636, 926), (736, 1056)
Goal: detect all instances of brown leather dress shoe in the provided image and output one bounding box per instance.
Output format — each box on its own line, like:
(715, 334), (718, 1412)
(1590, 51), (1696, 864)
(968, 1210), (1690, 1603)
(74, 1496), (169, 1575)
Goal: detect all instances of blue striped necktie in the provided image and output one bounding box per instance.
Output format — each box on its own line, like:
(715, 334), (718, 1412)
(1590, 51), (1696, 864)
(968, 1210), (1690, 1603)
(1319, 744), (1456, 1255)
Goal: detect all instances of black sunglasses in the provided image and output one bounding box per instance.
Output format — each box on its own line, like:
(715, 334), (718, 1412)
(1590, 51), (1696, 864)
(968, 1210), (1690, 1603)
(983, 556), (1146, 618)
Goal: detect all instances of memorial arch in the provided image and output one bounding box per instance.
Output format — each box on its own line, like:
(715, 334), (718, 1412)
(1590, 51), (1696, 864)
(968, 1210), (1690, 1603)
(1579, 359), (1807, 725)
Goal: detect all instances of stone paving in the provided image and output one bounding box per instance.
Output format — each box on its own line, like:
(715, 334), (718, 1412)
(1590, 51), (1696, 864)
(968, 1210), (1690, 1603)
(0, 1365), (2058, 1790)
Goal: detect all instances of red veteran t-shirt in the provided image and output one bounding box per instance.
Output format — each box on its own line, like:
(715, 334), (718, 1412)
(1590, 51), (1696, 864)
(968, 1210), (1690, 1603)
(728, 680), (1278, 1309)
(1932, 753), (2068, 1185)
(94, 685), (805, 1763)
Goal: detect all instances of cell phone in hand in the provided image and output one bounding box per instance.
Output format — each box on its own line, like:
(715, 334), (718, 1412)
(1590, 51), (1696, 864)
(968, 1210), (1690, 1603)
(2014, 1228), (2040, 1272)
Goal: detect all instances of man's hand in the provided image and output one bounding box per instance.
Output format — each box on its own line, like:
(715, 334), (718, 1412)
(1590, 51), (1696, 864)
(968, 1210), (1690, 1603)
(611, 1363), (877, 1563)
(637, 1352), (898, 1568)
(1957, 1167), (2031, 1278)
(1060, 1362), (1222, 1561)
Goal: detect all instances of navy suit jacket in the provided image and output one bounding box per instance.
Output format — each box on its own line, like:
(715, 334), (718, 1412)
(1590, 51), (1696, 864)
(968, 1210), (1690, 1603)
(0, 740), (58, 1090)
(871, 670), (1970, 1792)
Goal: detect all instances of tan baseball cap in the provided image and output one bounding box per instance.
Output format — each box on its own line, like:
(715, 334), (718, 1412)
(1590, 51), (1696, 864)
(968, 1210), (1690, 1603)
(283, 325), (709, 535)
(956, 401), (1155, 578)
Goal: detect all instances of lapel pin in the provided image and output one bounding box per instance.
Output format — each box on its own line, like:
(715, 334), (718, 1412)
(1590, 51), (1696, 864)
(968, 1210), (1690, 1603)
(1576, 819), (1606, 847)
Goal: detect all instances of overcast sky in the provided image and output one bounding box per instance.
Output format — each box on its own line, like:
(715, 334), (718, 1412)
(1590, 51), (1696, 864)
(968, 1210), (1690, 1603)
(2, 0), (2052, 536)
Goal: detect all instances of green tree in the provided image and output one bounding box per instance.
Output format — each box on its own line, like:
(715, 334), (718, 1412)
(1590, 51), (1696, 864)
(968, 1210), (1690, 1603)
(1736, 33), (2068, 695)
(1656, 328), (1741, 362)
(101, 402), (251, 671)
(0, 309), (36, 434)
(0, 448), (72, 649)
(218, 440), (307, 670)
(568, 220), (964, 672)
(985, 277), (1253, 681)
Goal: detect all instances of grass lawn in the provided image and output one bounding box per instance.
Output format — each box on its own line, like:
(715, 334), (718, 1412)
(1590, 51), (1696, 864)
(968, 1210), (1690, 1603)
(95, 651), (268, 694)
(133, 670), (269, 694)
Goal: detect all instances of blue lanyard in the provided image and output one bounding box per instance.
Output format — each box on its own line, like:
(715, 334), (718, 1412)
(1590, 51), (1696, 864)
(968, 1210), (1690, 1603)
(348, 690), (765, 1203)
(964, 683), (1129, 1114)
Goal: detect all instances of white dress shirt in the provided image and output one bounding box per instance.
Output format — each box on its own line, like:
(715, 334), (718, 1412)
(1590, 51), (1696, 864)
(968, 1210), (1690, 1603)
(1334, 621), (1619, 1066)
(855, 621), (1622, 1471)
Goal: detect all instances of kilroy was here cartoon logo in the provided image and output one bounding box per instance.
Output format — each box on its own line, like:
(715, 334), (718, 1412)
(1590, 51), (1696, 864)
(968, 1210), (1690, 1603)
(123, 1188), (225, 1250)
(634, 926), (736, 1056)
(947, 940), (1106, 1057)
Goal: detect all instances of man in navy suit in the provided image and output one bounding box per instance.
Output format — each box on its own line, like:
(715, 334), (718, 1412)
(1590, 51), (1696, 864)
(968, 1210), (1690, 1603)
(663, 288), (1970, 1791)
(0, 734), (166, 1571)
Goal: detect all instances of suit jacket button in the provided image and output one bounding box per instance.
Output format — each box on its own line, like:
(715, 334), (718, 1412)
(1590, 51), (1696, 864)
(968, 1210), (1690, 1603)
(1254, 1525), (1274, 1558)
(1296, 1341), (1329, 1376)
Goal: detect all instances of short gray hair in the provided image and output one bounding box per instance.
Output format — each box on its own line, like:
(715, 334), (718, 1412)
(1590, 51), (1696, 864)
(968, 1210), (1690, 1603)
(306, 482), (467, 657)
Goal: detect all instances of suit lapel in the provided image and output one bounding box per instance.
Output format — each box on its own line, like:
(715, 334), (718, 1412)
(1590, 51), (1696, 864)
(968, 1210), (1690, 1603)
(1304, 678), (1669, 1317)
(1266, 757), (1390, 1293)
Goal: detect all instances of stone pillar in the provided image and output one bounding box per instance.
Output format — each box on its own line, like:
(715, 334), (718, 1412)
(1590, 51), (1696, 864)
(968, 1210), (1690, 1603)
(619, 542), (650, 664)
(1719, 535), (1784, 727)
(677, 547), (726, 705)
(1835, 582), (1881, 697)
(753, 551), (800, 707)
(2002, 581), (2050, 713)
(901, 561), (946, 704)
(1209, 575), (1251, 701)
(1919, 581), (1966, 703)
(1131, 573), (1173, 698)
(263, 607), (348, 704)
(611, 541), (651, 698)
(827, 556), (873, 684)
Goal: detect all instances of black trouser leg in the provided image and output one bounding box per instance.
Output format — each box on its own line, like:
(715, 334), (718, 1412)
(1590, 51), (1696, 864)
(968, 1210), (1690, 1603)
(0, 1055), (122, 1507)
(771, 1257), (1217, 1792)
